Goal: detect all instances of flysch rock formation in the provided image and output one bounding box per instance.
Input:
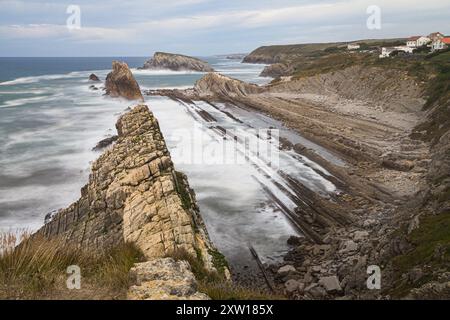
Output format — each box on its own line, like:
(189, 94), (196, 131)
(194, 73), (264, 98)
(141, 52), (215, 72)
(105, 61), (144, 101)
(35, 104), (216, 300)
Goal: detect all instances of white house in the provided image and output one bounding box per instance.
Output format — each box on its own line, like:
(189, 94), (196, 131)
(379, 46), (414, 58)
(347, 44), (360, 50)
(406, 36), (431, 48)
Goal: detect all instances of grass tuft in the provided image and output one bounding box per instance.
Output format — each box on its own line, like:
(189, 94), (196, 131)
(0, 232), (144, 300)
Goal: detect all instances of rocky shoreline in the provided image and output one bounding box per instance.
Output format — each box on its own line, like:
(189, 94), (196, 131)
(146, 64), (448, 299)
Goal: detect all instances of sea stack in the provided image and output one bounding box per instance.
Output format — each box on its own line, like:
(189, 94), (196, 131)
(105, 61), (143, 101)
(89, 73), (100, 81)
(141, 52), (215, 72)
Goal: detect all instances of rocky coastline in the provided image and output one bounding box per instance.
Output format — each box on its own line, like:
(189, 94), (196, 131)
(141, 52), (214, 72)
(146, 55), (449, 299)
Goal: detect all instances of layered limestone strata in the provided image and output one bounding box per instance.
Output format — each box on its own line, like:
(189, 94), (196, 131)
(36, 105), (213, 263)
(193, 72), (265, 98)
(141, 52), (214, 72)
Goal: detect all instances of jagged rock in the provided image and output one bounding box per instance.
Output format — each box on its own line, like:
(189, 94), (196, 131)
(92, 135), (118, 151)
(260, 63), (290, 78)
(89, 73), (100, 81)
(89, 85), (99, 91)
(127, 258), (210, 300)
(141, 52), (214, 72)
(318, 276), (342, 293)
(35, 105), (213, 261)
(105, 61), (143, 101)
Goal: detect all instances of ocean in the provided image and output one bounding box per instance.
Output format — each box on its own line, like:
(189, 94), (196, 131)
(0, 56), (337, 274)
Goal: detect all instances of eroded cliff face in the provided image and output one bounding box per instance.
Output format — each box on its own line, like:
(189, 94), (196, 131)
(269, 65), (426, 113)
(193, 73), (265, 98)
(36, 105), (216, 299)
(141, 52), (214, 72)
(105, 61), (144, 101)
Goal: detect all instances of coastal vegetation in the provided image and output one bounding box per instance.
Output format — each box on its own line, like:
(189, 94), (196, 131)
(0, 232), (144, 299)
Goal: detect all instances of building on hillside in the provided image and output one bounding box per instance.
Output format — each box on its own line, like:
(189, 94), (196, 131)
(428, 32), (444, 42)
(406, 36), (431, 48)
(347, 44), (360, 50)
(432, 36), (450, 51)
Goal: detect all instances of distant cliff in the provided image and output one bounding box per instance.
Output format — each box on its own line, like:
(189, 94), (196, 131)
(141, 52), (214, 72)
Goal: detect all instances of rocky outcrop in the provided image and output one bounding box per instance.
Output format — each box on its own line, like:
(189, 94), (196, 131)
(89, 73), (100, 81)
(105, 61), (143, 101)
(193, 73), (265, 99)
(270, 65), (426, 113)
(260, 63), (290, 78)
(92, 135), (118, 151)
(36, 105), (212, 263)
(128, 258), (210, 300)
(141, 52), (214, 72)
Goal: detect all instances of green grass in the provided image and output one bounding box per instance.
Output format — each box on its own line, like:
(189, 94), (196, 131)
(389, 210), (450, 298)
(0, 232), (144, 300)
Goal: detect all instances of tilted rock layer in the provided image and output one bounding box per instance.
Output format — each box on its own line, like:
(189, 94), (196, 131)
(194, 72), (265, 98)
(36, 105), (211, 261)
(105, 61), (143, 101)
(142, 52), (215, 72)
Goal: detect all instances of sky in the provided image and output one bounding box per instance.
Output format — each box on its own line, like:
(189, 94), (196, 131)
(0, 0), (449, 57)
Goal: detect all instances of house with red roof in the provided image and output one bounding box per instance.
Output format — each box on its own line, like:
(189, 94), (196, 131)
(428, 32), (444, 42)
(432, 36), (450, 51)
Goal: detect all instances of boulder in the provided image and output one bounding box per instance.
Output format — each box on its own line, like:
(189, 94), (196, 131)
(340, 240), (358, 253)
(105, 61), (143, 101)
(89, 73), (100, 81)
(318, 276), (342, 293)
(284, 279), (300, 294)
(128, 258), (210, 300)
(277, 265), (296, 275)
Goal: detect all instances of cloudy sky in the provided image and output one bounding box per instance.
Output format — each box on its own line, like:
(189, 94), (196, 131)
(1, 0), (449, 56)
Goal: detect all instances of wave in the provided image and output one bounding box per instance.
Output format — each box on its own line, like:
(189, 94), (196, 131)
(0, 95), (57, 108)
(131, 68), (204, 75)
(0, 70), (110, 86)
